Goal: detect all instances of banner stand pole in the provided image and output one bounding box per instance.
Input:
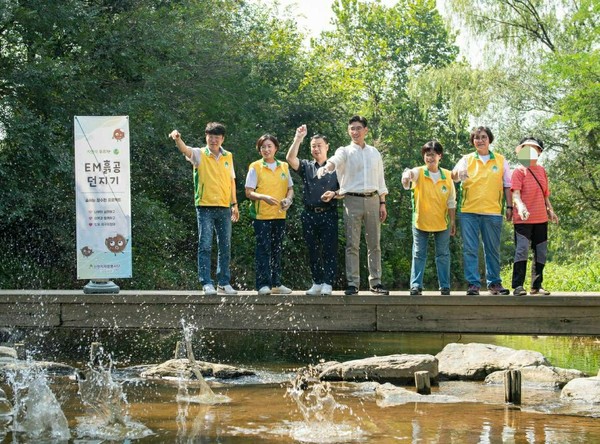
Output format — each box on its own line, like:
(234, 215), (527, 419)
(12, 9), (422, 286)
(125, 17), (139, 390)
(83, 279), (120, 294)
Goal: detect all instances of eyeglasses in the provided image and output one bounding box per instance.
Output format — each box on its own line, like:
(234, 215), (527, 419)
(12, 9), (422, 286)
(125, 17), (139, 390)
(349, 126), (365, 131)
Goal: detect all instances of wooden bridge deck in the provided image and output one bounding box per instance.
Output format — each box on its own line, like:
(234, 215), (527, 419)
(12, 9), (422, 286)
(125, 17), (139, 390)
(0, 290), (599, 336)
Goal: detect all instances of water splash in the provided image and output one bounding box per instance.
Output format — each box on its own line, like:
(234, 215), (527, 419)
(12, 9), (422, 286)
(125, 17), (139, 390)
(5, 361), (70, 441)
(284, 366), (367, 443)
(75, 345), (153, 440)
(176, 320), (231, 405)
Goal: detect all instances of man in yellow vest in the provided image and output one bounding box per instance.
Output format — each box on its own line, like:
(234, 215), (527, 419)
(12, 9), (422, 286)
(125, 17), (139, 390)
(452, 126), (512, 296)
(169, 122), (239, 295)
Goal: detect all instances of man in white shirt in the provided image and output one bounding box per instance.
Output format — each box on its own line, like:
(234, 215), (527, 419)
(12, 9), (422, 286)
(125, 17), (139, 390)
(317, 115), (389, 295)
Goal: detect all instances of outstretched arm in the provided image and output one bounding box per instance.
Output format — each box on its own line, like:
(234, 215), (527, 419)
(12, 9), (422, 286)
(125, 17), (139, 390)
(285, 124), (307, 171)
(169, 129), (192, 158)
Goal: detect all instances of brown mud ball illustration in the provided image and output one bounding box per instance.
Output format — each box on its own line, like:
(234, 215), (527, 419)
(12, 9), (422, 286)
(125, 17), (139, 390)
(105, 234), (128, 254)
(80, 246), (94, 257)
(112, 128), (125, 141)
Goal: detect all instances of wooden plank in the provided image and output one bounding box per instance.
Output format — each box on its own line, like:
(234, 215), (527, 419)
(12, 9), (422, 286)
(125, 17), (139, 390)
(0, 303), (61, 327)
(1, 290), (599, 334)
(377, 304), (600, 335)
(61, 301), (377, 331)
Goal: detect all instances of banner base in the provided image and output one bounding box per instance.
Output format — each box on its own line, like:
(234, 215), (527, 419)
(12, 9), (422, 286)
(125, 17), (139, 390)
(83, 280), (120, 294)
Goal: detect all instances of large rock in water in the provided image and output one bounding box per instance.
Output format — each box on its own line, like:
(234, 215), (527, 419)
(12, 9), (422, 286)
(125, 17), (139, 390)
(140, 359), (255, 380)
(561, 376), (600, 404)
(436, 343), (550, 380)
(485, 365), (587, 389)
(319, 354), (438, 384)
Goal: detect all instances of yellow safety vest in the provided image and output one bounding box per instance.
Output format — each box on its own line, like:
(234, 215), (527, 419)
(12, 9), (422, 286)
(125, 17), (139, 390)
(194, 147), (234, 207)
(412, 167), (454, 232)
(459, 151), (506, 215)
(248, 159), (290, 220)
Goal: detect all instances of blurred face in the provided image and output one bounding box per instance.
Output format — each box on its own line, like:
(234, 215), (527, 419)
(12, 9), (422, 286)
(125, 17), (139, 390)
(310, 137), (329, 162)
(259, 139), (277, 162)
(515, 143), (542, 167)
(348, 123), (368, 146)
(205, 133), (224, 151)
(423, 150), (442, 171)
(472, 130), (490, 154)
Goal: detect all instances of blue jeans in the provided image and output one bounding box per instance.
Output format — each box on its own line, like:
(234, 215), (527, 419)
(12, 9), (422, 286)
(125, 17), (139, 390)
(252, 219), (286, 290)
(459, 212), (503, 287)
(196, 206), (232, 286)
(301, 209), (338, 285)
(410, 226), (451, 290)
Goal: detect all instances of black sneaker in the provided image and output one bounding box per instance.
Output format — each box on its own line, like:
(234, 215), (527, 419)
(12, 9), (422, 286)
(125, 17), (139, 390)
(409, 287), (422, 296)
(466, 285), (480, 296)
(370, 284), (389, 295)
(344, 286), (359, 295)
(488, 283), (510, 295)
(440, 288), (451, 295)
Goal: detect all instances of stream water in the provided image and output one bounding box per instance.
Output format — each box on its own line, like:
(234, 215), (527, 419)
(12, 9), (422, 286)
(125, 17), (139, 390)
(0, 332), (598, 443)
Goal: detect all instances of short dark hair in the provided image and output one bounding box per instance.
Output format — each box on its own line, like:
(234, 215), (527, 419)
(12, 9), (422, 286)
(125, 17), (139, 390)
(205, 122), (226, 136)
(348, 115), (368, 128)
(469, 126), (494, 145)
(518, 136), (544, 151)
(255, 134), (280, 153)
(421, 140), (443, 156)
(311, 134), (329, 144)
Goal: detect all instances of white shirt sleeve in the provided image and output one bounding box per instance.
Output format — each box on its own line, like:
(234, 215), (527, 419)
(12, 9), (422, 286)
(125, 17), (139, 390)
(186, 147), (202, 167)
(502, 158), (512, 188)
(377, 153), (388, 196)
(410, 167), (421, 184)
(327, 146), (347, 170)
(245, 167), (257, 189)
(447, 181), (457, 209)
(453, 156), (467, 174)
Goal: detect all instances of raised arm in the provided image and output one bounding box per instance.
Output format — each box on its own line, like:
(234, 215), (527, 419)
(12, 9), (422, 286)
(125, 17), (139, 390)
(285, 124), (307, 171)
(169, 129), (192, 158)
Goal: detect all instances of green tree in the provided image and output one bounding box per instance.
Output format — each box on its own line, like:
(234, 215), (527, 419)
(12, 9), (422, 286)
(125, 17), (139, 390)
(0, 0), (314, 289)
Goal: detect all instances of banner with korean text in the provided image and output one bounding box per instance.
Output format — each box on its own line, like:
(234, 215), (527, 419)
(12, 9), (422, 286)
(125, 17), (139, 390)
(74, 116), (132, 279)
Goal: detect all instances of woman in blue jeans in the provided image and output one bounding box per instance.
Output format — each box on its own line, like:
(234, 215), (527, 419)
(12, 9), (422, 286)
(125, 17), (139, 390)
(402, 140), (456, 295)
(245, 134), (294, 295)
(451, 126), (513, 295)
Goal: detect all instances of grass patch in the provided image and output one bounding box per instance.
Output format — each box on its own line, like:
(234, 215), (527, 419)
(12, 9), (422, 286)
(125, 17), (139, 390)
(501, 257), (600, 292)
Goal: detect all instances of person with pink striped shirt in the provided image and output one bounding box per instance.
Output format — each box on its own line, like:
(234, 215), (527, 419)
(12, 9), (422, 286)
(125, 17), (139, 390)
(511, 137), (559, 296)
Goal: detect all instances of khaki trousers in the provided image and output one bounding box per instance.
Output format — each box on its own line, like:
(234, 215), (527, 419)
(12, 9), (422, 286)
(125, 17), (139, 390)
(343, 194), (382, 288)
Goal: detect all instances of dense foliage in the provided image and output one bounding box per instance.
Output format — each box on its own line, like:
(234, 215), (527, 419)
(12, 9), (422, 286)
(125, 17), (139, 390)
(0, 0), (597, 291)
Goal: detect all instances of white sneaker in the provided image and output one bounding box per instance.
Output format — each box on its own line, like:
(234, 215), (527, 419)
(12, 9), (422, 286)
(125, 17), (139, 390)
(272, 285), (292, 294)
(258, 286), (271, 295)
(306, 284), (322, 296)
(202, 284), (217, 295)
(218, 285), (238, 295)
(320, 284), (333, 295)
